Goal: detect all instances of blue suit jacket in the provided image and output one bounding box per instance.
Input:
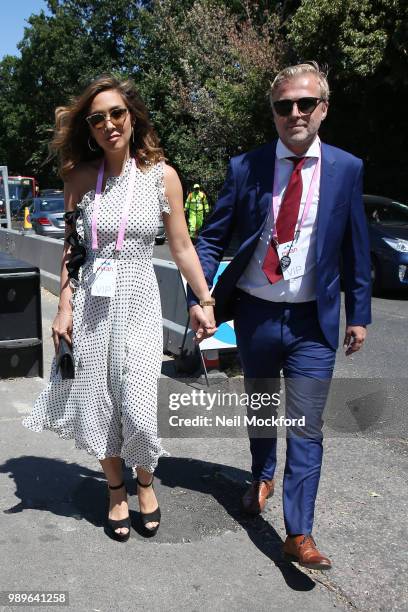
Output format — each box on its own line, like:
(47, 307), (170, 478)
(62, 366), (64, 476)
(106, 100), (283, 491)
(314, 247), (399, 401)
(187, 140), (372, 350)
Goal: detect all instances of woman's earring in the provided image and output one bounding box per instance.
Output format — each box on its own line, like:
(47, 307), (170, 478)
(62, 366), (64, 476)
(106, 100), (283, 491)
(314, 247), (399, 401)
(131, 126), (135, 143)
(88, 136), (98, 152)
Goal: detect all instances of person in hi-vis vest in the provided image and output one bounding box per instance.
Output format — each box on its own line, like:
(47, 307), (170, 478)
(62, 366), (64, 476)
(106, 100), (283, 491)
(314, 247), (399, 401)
(184, 183), (209, 240)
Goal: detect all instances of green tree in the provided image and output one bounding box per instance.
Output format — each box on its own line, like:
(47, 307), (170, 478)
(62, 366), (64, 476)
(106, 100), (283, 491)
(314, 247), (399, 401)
(0, 56), (22, 170)
(286, 0), (408, 199)
(0, 0), (146, 185)
(0, 0), (285, 197)
(137, 0), (284, 199)
(2, 0), (406, 201)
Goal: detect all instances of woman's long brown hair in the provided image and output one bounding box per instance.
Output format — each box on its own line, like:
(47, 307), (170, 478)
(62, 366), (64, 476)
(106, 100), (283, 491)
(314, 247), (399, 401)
(50, 74), (165, 179)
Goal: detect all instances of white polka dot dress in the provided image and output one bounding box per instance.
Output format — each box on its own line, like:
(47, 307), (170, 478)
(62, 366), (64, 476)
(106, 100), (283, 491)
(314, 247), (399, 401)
(23, 158), (171, 473)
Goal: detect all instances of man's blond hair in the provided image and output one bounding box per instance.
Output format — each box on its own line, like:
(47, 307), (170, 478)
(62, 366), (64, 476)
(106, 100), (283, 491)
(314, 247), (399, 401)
(269, 62), (330, 105)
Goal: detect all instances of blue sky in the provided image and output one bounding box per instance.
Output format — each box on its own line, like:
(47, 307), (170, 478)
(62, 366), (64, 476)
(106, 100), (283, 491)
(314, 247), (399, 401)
(0, 0), (50, 60)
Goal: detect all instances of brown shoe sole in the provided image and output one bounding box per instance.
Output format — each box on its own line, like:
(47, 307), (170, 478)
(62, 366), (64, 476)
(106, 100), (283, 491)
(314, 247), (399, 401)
(282, 552), (332, 570)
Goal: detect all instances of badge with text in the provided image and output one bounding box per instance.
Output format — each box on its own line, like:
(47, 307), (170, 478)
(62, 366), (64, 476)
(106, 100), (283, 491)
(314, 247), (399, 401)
(91, 258), (118, 297)
(277, 241), (307, 280)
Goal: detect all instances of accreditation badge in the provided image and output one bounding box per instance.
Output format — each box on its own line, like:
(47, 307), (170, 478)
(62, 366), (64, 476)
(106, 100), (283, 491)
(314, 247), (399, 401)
(91, 258), (118, 297)
(276, 241), (307, 280)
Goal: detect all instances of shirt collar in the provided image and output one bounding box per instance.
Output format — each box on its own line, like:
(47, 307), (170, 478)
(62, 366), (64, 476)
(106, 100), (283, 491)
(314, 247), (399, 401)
(276, 136), (320, 160)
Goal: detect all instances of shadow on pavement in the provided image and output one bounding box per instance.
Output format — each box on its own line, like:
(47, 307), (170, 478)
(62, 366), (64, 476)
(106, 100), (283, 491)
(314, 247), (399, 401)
(1, 455), (315, 592)
(154, 457), (315, 592)
(374, 288), (408, 300)
(0, 456), (105, 525)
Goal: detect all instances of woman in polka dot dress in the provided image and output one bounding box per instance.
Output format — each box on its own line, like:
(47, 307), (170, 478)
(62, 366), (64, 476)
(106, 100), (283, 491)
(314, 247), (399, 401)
(22, 75), (217, 542)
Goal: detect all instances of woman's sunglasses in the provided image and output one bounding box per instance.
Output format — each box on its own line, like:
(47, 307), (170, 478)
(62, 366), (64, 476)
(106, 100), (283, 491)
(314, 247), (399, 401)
(273, 97), (324, 117)
(86, 107), (128, 129)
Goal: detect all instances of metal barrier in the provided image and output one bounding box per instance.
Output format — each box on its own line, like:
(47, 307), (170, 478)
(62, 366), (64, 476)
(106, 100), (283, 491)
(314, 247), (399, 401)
(0, 228), (197, 360)
(0, 228), (62, 294)
(154, 258), (191, 355)
(0, 228), (238, 380)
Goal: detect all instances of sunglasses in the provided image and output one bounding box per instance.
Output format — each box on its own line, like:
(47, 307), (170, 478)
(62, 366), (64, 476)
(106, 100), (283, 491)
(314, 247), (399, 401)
(86, 107), (128, 129)
(273, 97), (324, 117)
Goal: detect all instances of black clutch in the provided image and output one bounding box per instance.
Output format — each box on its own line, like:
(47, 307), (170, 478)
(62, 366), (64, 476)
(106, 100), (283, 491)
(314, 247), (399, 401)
(56, 337), (75, 379)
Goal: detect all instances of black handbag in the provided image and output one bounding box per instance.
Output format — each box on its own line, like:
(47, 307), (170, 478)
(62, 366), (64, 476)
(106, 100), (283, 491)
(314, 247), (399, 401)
(56, 337), (75, 379)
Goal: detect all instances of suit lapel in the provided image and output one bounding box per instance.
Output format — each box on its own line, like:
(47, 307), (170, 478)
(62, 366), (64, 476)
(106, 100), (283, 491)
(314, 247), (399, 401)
(256, 141), (277, 225)
(317, 143), (336, 262)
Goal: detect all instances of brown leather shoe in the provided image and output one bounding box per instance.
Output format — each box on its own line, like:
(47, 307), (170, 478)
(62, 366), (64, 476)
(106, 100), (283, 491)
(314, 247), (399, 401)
(242, 479), (274, 515)
(282, 535), (332, 570)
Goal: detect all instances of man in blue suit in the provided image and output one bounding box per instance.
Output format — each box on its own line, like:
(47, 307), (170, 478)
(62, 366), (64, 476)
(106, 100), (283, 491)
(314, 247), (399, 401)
(188, 62), (371, 569)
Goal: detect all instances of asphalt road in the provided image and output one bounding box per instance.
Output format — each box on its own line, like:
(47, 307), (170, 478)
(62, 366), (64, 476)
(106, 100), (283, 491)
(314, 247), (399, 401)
(0, 243), (407, 612)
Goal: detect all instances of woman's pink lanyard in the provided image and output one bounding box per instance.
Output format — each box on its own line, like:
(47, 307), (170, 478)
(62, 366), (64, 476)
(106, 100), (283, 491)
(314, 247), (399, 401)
(272, 148), (321, 245)
(91, 158), (136, 254)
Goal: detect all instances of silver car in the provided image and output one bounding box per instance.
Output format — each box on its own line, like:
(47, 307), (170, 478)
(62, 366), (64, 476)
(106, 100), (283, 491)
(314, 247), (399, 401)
(28, 197), (65, 238)
(27, 195), (166, 243)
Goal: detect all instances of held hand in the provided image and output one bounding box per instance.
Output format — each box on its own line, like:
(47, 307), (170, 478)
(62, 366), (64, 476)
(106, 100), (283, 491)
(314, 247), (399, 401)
(51, 312), (73, 354)
(343, 325), (367, 356)
(189, 304), (217, 343)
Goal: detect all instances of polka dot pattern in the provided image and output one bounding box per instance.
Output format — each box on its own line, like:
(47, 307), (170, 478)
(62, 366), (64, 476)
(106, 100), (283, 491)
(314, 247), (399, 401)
(23, 159), (171, 473)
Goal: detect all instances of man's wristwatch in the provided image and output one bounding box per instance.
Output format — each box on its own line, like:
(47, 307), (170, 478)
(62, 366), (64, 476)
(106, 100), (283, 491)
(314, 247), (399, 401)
(199, 298), (216, 307)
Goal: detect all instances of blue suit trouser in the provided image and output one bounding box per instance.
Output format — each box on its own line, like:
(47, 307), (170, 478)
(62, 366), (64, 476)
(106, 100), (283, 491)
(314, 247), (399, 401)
(233, 291), (336, 535)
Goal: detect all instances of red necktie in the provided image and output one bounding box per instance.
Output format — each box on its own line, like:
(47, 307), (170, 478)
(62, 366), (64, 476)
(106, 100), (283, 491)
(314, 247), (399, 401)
(262, 156), (306, 283)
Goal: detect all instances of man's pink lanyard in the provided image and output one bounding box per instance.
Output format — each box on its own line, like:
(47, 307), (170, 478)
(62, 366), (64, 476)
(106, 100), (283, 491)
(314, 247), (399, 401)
(272, 150), (321, 244)
(91, 157), (136, 252)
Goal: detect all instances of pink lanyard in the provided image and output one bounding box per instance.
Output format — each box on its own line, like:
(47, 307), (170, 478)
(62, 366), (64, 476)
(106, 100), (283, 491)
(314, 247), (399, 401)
(272, 149), (321, 243)
(91, 157), (136, 252)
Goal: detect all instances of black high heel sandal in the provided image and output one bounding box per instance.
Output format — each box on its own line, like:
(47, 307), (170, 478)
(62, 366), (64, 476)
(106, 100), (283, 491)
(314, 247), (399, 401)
(106, 481), (131, 542)
(136, 476), (161, 536)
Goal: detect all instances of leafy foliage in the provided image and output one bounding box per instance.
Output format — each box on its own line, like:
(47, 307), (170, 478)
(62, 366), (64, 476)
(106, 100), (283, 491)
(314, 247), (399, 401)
(288, 0), (408, 81)
(286, 0), (408, 199)
(136, 0), (283, 198)
(0, 0), (146, 186)
(0, 0), (407, 200)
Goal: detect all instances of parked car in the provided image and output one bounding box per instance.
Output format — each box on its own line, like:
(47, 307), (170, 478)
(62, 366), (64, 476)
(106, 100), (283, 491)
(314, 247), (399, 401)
(27, 196), (65, 238)
(27, 193), (166, 243)
(155, 218), (166, 245)
(363, 195), (408, 292)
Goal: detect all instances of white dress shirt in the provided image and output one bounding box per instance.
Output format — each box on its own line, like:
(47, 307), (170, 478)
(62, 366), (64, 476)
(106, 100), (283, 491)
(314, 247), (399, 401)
(236, 137), (321, 302)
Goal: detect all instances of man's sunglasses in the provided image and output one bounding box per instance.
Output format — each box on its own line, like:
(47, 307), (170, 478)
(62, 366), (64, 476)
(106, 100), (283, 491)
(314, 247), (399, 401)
(273, 97), (324, 117)
(86, 107), (128, 129)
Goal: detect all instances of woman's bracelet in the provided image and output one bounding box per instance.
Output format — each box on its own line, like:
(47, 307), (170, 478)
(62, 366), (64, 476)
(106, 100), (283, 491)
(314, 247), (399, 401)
(199, 298), (216, 307)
